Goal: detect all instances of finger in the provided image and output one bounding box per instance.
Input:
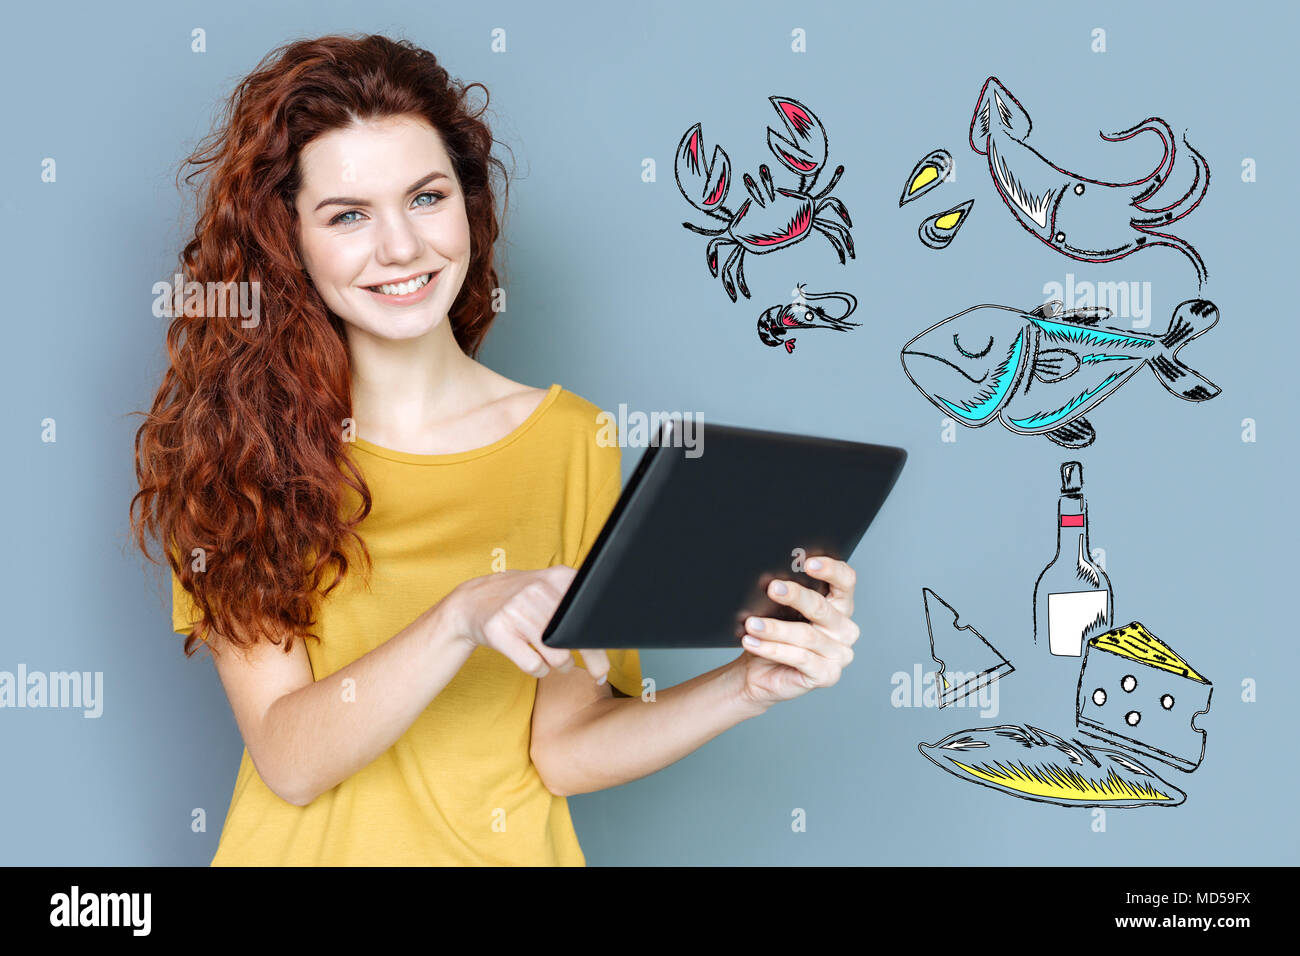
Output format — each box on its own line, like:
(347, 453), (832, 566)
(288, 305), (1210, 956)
(506, 592), (575, 671)
(740, 633), (840, 689)
(769, 577), (842, 630)
(500, 631), (555, 678)
(543, 564), (579, 591)
(768, 579), (859, 646)
(804, 556), (855, 614)
(484, 612), (564, 677)
(575, 648), (612, 685)
(745, 615), (854, 664)
(528, 631), (576, 671)
(512, 618), (575, 671)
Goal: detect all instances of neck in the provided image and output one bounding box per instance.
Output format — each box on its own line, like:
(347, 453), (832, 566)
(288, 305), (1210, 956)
(346, 314), (484, 441)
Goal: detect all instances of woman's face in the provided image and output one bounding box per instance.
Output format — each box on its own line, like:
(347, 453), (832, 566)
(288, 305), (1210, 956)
(294, 114), (471, 342)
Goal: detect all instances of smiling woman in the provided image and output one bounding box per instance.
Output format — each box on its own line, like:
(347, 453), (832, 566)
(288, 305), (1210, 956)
(127, 33), (645, 866)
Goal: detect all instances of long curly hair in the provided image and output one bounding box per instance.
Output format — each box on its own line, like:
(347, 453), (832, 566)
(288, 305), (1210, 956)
(130, 34), (512, 657)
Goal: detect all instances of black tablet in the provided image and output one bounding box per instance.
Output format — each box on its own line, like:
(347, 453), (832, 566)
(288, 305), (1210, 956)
(541, 419), (907, 649)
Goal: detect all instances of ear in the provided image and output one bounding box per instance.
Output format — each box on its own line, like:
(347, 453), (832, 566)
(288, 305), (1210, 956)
(971, 77), (1032, 152)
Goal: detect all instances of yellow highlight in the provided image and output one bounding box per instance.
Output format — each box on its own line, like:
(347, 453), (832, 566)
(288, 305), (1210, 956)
(1090, 622), (1207, 683)
(909, 165), (938, 194)
(934, 210), (963, 230)
(951, 758), (1174, 802)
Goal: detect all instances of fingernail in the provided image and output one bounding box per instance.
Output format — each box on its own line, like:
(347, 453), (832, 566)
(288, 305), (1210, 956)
(807, 558), (822, 570)
(748, 617), (765, 631)
(597, 673), (607, 686)
(742, 635), (761, 648)
(773, 581), (787, 595)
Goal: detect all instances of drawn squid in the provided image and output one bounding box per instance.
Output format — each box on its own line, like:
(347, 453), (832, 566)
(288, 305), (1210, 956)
(970, 77), (1210, 285)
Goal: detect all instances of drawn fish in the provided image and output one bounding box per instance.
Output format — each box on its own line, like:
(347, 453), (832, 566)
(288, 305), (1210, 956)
(970, 77), (1210, 285)
(918, 723), (1187, 808)
(900, 299), (1221, 448)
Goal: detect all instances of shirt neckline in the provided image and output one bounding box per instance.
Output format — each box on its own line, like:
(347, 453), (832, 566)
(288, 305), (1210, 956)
(349, 383), (562, 465)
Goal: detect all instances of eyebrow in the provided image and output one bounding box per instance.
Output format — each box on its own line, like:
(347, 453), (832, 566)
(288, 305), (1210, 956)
(313, 171), (452, 212)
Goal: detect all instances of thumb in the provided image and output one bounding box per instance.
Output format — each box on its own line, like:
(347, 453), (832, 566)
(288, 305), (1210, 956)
(546, 564), (578, 586)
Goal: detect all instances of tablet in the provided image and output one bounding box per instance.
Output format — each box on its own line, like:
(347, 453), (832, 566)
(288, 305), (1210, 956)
(541, 419), (907, 649)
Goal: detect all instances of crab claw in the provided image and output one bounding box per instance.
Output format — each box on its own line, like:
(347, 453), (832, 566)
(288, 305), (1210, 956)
(766, 96), (828, 178)
(674, 122), (732, 214)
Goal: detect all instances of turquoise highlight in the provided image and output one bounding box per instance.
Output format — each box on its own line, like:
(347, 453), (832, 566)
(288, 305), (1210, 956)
(1008, 372), (1124, 429)
(1081, 353), (1138, 364)
(1029, 317), (1153, 350)
(936, 330), (1024, 423)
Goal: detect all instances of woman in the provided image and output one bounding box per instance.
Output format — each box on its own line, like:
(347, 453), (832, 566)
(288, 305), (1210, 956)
(130, 33), (861, 866)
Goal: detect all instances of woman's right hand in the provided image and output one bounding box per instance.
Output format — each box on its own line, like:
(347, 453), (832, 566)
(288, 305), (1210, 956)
(442, 565), (609, 681)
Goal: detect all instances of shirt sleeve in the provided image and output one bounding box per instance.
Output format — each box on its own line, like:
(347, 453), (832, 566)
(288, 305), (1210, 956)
(569, 442), (642, 699)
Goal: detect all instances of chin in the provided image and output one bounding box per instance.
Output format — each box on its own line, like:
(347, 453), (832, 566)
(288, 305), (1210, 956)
(349, 309), (447, 342)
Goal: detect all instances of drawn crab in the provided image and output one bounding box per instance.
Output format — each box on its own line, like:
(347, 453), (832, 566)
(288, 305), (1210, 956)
(674, 96), (853, 301)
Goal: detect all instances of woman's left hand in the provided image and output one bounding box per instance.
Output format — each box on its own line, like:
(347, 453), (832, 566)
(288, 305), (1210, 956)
(733, 556), (860, 711)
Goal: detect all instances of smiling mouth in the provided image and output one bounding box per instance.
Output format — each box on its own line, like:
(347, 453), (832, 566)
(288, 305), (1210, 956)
(365, 272), (436, 296)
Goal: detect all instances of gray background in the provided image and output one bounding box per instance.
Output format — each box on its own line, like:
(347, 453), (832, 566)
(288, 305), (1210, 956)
(1, 0), (1294, 864)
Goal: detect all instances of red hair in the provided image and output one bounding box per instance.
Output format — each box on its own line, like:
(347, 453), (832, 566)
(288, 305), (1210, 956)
(130, 34), (513, 656)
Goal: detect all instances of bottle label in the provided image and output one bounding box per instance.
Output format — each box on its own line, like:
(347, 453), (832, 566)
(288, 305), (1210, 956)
(1060, 515), (1085, 527)
(1047, 590), (1109, 656)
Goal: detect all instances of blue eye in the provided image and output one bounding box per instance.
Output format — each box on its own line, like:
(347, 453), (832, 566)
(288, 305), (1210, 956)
(954, 334), (994, 359)
(328, 191), (446, 226)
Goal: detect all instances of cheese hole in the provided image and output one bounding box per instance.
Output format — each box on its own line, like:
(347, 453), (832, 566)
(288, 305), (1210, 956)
(1092, 688), (1107, 706)
(1125, 711), (1141, 726)
(1121, 675), (1137, 692)
(1161, 694), (1174, 710)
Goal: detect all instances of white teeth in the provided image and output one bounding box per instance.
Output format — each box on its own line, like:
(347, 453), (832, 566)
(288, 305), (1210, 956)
(370, 272), (432, 296)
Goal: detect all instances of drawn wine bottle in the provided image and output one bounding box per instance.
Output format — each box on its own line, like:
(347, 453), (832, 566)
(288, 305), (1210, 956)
(1032, 461), (1112, 656)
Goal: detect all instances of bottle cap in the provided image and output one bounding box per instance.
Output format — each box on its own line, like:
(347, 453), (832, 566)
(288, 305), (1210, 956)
(1061, 461), (1083, 493)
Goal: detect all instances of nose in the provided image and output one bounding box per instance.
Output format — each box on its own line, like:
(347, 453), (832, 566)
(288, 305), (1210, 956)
(373, 211), (423, 266)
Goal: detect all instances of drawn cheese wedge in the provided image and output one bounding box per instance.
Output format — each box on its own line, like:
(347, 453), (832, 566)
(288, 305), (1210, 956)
(922, 588), (1013, 707)
(1074, 621), (1212, 773)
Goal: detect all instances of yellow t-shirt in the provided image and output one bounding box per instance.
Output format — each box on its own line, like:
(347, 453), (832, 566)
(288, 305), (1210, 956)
(171, 383), (640, 866)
